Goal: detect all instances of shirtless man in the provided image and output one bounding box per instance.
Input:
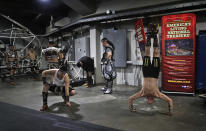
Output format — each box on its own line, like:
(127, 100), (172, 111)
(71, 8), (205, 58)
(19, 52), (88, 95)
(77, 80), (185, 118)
(129, 24), (174, 115)
(24, 46), (38, 74)
(40, 64), (76, 111)
(5, 44), (18, 85)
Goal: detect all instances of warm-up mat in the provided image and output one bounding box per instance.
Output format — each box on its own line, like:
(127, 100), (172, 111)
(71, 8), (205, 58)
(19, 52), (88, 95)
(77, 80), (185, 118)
(0, 102), (121, 131)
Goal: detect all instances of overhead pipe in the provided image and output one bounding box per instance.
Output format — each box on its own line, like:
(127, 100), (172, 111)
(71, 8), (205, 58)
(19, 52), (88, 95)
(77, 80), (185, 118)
(0, 13), (35, 36)
(44, 0), (206, 37)
(0, 13), (41, 52)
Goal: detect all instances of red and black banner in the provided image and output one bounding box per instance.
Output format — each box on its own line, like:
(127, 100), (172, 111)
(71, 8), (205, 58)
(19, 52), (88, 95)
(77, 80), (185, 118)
(161, 13), (196, 93)
(135, 18), (146, 44)
(134, 18), (146, 58)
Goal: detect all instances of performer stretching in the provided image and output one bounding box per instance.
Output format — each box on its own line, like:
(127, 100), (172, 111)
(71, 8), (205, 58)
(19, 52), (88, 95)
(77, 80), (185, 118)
(77, 56), (94, 87)
(40, 65), (76, 111)
(129, 24), (174, 115)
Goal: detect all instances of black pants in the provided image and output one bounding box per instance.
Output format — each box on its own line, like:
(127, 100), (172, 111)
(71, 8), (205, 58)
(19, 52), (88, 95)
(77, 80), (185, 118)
(49, 84), (74, 95)
(86, 71), (93, 85)
(105, 79), (113, 89)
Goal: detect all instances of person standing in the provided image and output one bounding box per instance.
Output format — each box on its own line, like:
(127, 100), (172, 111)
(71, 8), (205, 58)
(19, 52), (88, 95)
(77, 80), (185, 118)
(101, 38), (116, 94)
(5, 44), (18, 85)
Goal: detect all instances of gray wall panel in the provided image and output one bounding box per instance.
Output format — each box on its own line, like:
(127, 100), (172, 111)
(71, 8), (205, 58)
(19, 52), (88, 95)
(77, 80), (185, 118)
(103, 29), (126, 67)
(75, 37), (90, 61)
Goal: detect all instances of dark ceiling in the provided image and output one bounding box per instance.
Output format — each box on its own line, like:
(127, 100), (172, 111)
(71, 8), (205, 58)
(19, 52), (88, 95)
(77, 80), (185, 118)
(0, 0), (97, 34)
(1, 0), (201, 35)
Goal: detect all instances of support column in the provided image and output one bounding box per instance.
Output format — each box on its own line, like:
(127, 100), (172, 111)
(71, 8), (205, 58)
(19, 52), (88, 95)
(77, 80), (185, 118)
(90, 27), (104, 83)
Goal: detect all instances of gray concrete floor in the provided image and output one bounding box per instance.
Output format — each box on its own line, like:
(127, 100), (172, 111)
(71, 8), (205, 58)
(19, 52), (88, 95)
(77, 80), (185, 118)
(0, 78), (206, 131)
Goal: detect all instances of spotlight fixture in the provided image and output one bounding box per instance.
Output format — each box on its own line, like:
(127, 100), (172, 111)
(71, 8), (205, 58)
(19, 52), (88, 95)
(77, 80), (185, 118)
(106, 10), (111, 15)
(106, 10), (115, 15)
